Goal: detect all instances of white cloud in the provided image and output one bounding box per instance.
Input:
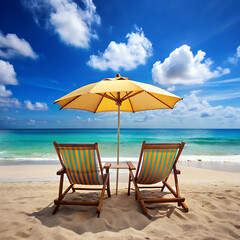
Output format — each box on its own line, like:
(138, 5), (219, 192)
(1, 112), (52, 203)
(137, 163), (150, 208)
(152, 45), (230, 85)
(24, 100), (48, 111)
(228, 45), (240, 64)
(0, 60), (18, 85)
(28, 119), (36, 125)
(0, 39), (47, 112)
(76, 116), (82, 120)
(0, 96), (48, 111)
(0, 97), (22, 108)
(129, 111), (157, 123)
(0, 32), (38, 59)
(88, 28), (153, 71)
(170, 90), (240, 120)
(210, 77), (240, 84)
(0, 84), (12, 97)
(0, 60), (48, 111)
(0, 108), (8, 112)
(202, 91), (240, 101)
(166, 86), (176, 92)
(24, 0), (100, 48)
(6, 116), (16, 121)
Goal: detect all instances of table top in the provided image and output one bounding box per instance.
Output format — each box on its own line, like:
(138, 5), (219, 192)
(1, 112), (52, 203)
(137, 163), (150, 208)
(109, 163), (136, 170)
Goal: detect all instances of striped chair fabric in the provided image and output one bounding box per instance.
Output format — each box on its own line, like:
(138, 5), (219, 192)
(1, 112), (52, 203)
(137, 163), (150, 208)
(136, 148), (178, 184)
(59, 147), (103, 185)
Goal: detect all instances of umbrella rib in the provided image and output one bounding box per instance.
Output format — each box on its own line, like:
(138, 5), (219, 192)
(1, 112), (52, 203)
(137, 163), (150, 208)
(121, 90), (144, 102)
(128, 98), (135, 113)
(94, 94), (105, 113)
(120, 91), (133, 101)
(146, 92), (173, 109)
(96, 93), (116, 102)
(60, 95), (81, 110)
(109, 92), (117, 100)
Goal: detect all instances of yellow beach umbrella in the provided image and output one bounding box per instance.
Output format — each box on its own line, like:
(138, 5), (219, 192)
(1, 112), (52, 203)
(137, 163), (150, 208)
(54, 74), (182, 194)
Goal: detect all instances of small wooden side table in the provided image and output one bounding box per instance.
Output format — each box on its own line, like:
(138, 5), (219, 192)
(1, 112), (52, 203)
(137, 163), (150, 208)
(105, 163), (136, 195)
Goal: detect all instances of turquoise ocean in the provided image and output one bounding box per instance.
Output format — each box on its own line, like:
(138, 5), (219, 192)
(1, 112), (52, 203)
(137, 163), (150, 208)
(0, 129), (240, 167)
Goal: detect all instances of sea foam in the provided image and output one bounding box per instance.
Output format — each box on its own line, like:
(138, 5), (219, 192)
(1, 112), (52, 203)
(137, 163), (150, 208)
(0, 155), (240, 164)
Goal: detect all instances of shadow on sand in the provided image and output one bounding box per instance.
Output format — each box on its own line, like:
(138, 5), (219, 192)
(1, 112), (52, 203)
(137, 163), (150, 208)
(28, 189), (186, 235)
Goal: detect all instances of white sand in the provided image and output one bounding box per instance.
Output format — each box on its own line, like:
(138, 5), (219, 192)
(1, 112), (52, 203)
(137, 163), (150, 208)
(0, 165), (240, 239)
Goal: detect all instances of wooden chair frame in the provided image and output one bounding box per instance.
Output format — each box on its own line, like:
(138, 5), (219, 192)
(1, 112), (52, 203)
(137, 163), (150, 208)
(53, 141), (111, 217)
(127, 142), (188, 214)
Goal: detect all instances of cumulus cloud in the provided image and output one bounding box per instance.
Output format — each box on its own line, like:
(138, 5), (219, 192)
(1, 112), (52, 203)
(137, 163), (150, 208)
(170, 90), (240, 120)
(166, 86), (176, 92)
(152, 45), (230, 85)
(0, 33), (46, 113)
(228, 45), (240, 64)
(0, 32), (38, 59)
(0, 60), (18, 85)
(0, 85), (12, 97)
(23, 0), (100, 48)
(24, 100), (48, 111)
(0, 108), (8, 112)
(130, 112), (157, 123)
(0, 60), (48, 111)
(87, 28), (153, 71)
(28, 119), (36, 125)
(6, 116), (16, 121)
(0, 96), (48, 111)
(0, 97), (22, 108)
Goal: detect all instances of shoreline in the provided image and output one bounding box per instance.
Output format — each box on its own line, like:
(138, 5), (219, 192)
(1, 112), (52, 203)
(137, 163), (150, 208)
(1, 158), (240, 172)
(1, 164), (240, 183)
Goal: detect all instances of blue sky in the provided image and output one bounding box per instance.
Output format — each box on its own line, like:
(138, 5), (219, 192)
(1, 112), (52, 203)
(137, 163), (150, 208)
(0, 0), (240, 129)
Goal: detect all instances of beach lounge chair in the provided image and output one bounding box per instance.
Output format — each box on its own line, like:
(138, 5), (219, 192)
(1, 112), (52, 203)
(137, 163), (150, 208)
(53, 142), (111, 217)
(127, 141), (188, 214)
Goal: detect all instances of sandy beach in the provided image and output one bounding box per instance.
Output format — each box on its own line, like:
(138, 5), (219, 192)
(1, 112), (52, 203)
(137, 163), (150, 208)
(0, 165), (240, 240)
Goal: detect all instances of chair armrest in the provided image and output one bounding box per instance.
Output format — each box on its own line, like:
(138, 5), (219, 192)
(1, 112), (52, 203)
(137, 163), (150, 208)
(126, 161), (136, 170)
(172, 169), (181, 174)
(103, 163), (111, 169)
(176, 169), (181, 174)
(56, 168), (66, 175)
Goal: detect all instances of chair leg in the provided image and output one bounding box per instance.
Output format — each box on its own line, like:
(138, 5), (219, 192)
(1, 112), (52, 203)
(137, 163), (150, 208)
(128, 173), (131, 196)
(161, 183), (166, 192)
(52, 173), (64, 215)
(135, 190), (138, 200)
(52, 203), (61, 214)
(135, 184), (147, 214)
(179, 202), (189, 212)
(107, 175), (111, 198)
(96, 174), (108, 216)
(162, 175), (170, 192)
(140, 199), (148, 214)
(166, 168), (189, 212)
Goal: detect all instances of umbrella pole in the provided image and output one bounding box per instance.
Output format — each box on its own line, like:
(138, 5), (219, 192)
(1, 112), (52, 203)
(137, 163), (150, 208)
(116, 103), (120, 195)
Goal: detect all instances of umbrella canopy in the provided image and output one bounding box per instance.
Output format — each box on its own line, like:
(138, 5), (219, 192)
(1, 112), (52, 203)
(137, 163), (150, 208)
(54, 74), (182, 113)
(54, 74), (182, 194)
